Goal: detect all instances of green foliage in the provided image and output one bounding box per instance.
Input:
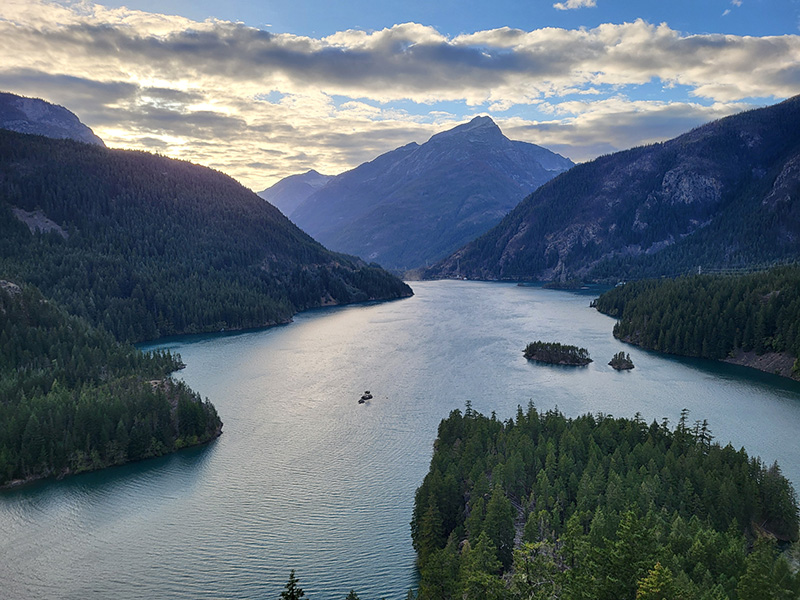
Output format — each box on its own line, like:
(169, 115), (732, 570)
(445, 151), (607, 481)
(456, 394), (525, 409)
(411, 404), (800, 600)
(523, 341), (592, 365)
(0, 130), (411, 343)
(595, 266), (800, 366)
(280, 570), (305, 600)
(609, 351), (634, 370)
(0, 283), (221, 486)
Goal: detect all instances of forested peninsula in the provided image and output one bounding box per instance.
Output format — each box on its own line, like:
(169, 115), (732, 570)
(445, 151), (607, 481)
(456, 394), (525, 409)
(411, 404), (799, 600)
(0, 281), (222, 488)
(0, 129), (413, 486)
(594, 265), (800, 379)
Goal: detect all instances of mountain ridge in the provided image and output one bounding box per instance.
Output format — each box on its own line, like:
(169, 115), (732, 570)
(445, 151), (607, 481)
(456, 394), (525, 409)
(0, 129), (411, 343)
(424, 96), (800, 281)
(257, 169), (333, 217)
(282, 116), (574, 270)
(0, 91), (104, 146)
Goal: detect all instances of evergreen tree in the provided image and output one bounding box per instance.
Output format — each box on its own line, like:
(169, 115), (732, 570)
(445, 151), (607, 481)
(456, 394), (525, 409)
(280, 570), (305, 600)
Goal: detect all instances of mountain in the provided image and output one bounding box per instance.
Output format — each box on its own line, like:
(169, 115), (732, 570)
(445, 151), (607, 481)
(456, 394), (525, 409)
(0, 129), (411, 343)
(287, 116), (574, 270)
(258, 169), (332, 217)
(0, 91), (104, 146)
(425, 96), (800, 282)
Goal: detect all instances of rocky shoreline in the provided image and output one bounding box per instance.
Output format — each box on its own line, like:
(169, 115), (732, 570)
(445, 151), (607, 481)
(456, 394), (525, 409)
(723, 349), (798, 381)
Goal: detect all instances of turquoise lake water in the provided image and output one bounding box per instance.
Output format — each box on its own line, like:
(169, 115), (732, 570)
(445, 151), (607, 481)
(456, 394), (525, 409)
(2, 280), (800, 599)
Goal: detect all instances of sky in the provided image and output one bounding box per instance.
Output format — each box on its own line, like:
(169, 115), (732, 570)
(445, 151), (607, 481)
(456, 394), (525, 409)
(1, 0), (799, 190)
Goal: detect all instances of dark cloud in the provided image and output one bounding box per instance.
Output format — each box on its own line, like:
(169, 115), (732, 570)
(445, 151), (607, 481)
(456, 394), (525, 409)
(0, 69), (137, 107)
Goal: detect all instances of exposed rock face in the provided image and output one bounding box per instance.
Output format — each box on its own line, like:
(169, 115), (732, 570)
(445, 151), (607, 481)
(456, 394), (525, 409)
(257, 169), (332, 218)
(0, 92), (104, 146)
(285, 116), (573, 270)
(11, 207), (68, 238)
(426, 95), (800, 281)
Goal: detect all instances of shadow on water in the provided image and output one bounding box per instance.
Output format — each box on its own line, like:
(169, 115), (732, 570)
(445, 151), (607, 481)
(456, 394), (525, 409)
(0, 438), (220, 502)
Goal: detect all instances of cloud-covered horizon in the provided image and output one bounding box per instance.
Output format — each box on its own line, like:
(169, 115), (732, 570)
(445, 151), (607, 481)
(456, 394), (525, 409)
(1, 0), (798, 189)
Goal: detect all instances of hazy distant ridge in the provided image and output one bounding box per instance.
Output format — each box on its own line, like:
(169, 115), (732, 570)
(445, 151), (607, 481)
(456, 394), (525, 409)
(274, 116), (573, 270)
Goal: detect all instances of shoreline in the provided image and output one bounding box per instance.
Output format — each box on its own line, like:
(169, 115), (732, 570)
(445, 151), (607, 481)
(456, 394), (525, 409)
(0, 427), (222, 492)
(616, 333), (800, 383)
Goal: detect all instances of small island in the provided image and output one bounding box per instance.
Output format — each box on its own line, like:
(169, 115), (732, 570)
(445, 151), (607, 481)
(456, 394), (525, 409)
(609, 350), (635, 370)
(523, 341), (592, 365)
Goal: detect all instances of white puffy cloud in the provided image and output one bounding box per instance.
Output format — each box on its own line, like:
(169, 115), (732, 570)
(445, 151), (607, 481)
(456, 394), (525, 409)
(0, 0), (796, 189)
(554, 0), (597, 11)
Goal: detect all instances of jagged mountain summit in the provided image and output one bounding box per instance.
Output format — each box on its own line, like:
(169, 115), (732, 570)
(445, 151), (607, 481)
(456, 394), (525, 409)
(426, 95), (800, 282)
(258, 169), (332, 217)
(0, 91), (104, 146)
(283, 116), (574, 270)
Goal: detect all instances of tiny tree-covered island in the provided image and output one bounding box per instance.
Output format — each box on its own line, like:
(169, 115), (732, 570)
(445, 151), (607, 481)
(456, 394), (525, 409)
(523, 341), (592, 366)
(411, 404), (800, 600)
(609, 351), (635, 370)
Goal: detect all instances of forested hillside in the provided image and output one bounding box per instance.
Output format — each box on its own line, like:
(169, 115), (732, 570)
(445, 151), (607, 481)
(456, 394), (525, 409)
(426, 95), (800, 282)
(594, 266), (800, 377)
(0, 130), (411, 342)
(0, 281), (222, 487)
(412, 404), (799, 600)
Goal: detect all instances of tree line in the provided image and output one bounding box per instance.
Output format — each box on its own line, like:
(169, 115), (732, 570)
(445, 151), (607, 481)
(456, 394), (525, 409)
(0, 130), (411, 343)
(594, 265), (800, 366)
(409, 402), (799, 599)
(0, 282), (221, 486)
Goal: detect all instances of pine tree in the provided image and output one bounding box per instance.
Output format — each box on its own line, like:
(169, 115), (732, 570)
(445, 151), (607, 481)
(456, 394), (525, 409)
(280, 570), (305, 600)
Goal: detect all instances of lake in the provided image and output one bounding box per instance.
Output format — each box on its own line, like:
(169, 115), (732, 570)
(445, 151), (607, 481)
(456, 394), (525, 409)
(2, 280), (800, 599)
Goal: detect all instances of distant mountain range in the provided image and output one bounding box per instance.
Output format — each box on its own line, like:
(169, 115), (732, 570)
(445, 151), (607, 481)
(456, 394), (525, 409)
(258, 169), (333, 218)
(0, 91), (104, 146)
(268, 116), (573, 271)
(0, 129), (411, 343)
(426, 95), (800, 282)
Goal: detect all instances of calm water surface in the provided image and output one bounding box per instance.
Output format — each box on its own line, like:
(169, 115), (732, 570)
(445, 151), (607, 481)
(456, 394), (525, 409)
(3, 281), (800, 599)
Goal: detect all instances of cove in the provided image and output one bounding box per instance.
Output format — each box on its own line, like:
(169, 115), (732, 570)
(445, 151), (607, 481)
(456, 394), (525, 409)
(2, 280), (800, 599)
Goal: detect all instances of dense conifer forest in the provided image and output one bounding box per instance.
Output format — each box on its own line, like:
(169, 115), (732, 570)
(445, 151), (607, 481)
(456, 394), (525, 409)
(0, 130), (411, 343)
(593, 266), (800, 370)
(0, 281), (221, 487)
(523, 341), (592, 366)
(411, 404), (799, 600)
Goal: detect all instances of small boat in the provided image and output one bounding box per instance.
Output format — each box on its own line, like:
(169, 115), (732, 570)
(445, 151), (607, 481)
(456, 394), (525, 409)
(359, 390), (373, 402)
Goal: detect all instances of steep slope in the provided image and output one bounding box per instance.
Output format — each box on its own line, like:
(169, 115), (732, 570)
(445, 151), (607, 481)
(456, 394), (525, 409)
(289, 117), (573, 270)
(0, 130), (411, 342)
(0, 91), (104, 146)
(426, 96), (800, 281)
(0, 280), (222, 487)
(257, 169), (332, 218)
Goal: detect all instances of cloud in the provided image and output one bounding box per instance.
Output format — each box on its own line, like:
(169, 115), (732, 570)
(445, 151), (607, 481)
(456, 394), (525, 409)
(554, 0), (597, 10)
(0, 1), (796, 189)
(503, 98), (750, 162)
